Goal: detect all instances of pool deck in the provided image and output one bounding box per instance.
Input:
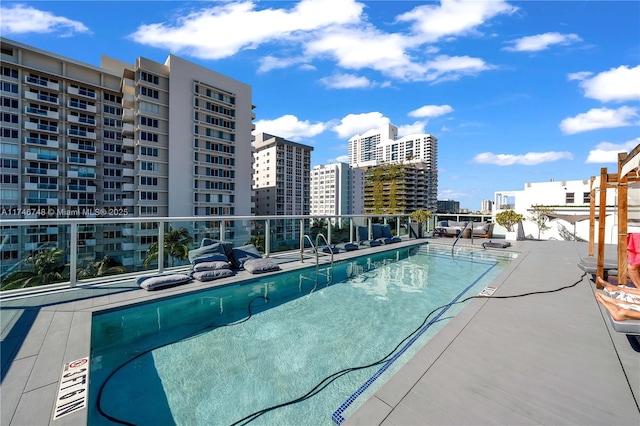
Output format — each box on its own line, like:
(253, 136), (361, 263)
(1, 238), (639, 425)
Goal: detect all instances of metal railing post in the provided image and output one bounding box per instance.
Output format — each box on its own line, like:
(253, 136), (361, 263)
(158, 220), (165, 273)
(265, 219), (271, 257)
(69, 223), (77, 287)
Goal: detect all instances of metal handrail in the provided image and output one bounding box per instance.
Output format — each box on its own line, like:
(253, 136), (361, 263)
(452, 221), (474, 250)
(300, 234), (316, 263)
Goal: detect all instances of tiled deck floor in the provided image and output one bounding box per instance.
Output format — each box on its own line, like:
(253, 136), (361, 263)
(1, 238), (639, 425)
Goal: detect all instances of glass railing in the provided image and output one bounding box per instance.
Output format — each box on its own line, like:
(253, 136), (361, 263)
(0, 214), (429, 293)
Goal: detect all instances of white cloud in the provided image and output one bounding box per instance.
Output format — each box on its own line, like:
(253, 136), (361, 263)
(567, 71), (592, 81)
(319, 73), (371, 89)
(472, 151), (573, 166)
(125, 0), (507, 84)
(560, 106), (638, 135)
(571, 65), (640, 102)
(408, 104), (454, 118)
(397, 0), (517, 43)
(253, 114), (327, 140)
(258, 55), (308, 73)
(398, 121), (428, 137)
(585, 139), (640, 163)
(504, 32), (581, 52)
(0, 4), (89, 36)
(305, 26), (419, 80)
(332, 112), (390, 139)
(328, 155), (350, 164)
(129, 0), (363, 59)
(307, 26), (492, 82)
(423, 55), (492, 82)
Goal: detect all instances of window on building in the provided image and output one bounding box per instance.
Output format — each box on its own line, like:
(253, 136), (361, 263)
(583, 192), (590, 204)
(565, 192), (575, 203)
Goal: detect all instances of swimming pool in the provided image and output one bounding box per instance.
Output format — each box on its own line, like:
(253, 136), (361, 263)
(89, 244), (516, 425)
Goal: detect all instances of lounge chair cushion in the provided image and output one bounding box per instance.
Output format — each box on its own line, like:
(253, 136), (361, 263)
(381, 225), (393, 238)
(372, 224), (383, 239)
(137, 273), (191, 291)
(322, 245), (340, 254)
(243, 258), (280, 274)
(192, 269), (234, 282)
(482, 242), (511, 249)
(191, 261), (230, 273)
(336, 242), (359, 251)
(230, 244), (262, 269)
(605, 311), (640, 335)
(191, 252), (229, 264)
(358, 226), (383, 246)
(188, 241), (233, 262)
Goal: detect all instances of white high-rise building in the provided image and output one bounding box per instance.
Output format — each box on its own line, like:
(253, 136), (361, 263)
(310, 163), (364, 216)
(348, 123), (438, 213)
(0, 37), (254, 269)
(252, 133), (313, 245)
(252, 132), (313, 216)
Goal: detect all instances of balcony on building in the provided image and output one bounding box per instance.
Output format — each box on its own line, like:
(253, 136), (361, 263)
(66, 128), (97, 140)
(122, 78), (135, 96)
(67, 115), (97, 126)
(24, 151), (58, 162)
(67, 170), (95, 179)
(24, 106), (59, 120)
(67, 86), (97, 99)
(67, 184), (96, 193)
(23, 197), (58, 205)
(24, 91), (58, 105)
(24, 75), (60, 91)
(24, 122), (58, 133)
(67, 100), (97, 113)
(122, 94), (135, 109)
(24, 167), (59, 177)
(25, 182), (58, 191)
(122, 123), (135, 135)
(66, 141), (96, 152)
(121, 242), (136, 251)
(67, 156), (97, 167)
(25, 136), (59, 149)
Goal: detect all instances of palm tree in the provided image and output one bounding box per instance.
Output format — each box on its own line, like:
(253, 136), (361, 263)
(143, 226), (194, 268)
(77, 256), (126, 280)
(1, 248), (67, 290)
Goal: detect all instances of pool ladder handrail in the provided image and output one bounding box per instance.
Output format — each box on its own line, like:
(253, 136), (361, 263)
(299, 233), (334, 292)
(452, 221), (474, 251)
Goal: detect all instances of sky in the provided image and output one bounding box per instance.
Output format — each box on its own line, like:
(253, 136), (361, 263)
(1, 0), (639, 211)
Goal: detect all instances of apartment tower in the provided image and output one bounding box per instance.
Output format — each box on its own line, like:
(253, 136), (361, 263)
(348, 123), (438, 213)
(0, 37), (254, 271)
(310, 163), (364, 216)
(252, 133), (312, 244)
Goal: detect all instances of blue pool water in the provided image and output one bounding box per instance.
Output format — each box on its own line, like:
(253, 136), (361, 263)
(89, 244), (516, 425)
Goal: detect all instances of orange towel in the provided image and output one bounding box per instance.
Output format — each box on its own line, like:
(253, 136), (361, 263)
(627, 233), (640, 266)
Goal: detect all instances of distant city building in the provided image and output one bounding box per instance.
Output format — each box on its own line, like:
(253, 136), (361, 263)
(310, 163), (364, 216)
(364, 163), (436, 214)
(437, 199), (460, 214)
(348, 123), (438, 213)
(252, 133), (312, 243)
(0, 37), (254, 272)
(481, 199), (493, 214)
(494, 179), (617, 241)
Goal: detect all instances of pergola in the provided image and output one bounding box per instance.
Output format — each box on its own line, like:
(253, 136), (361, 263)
(589, 144), (640, 287)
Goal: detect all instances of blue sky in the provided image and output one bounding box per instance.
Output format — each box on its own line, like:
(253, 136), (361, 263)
(2, 1), (639, 210)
